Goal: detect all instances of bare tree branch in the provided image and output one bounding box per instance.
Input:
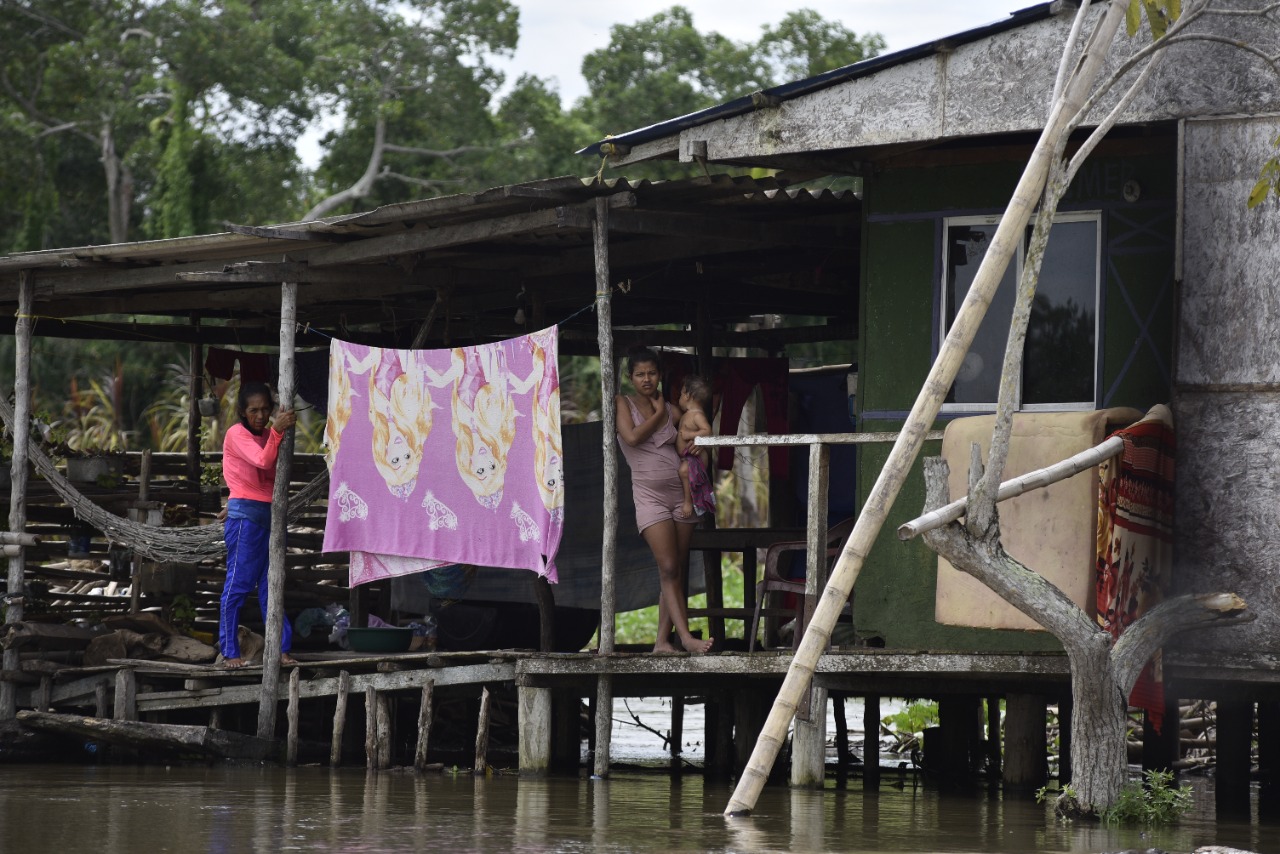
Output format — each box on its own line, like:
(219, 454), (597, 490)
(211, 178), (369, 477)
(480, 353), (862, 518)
(1112, 593), (1252, 693)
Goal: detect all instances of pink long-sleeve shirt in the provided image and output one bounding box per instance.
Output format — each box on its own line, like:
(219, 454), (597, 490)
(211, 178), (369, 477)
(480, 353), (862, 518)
(222, 422), (284, 502)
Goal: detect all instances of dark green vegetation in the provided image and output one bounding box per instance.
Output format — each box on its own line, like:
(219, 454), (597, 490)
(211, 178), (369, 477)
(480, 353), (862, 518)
(1, 2), (883, 250)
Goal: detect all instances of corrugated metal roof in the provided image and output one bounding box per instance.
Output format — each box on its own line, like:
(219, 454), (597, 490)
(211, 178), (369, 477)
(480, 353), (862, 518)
(576, 3), (1055, 158)
(0, 174), (839, 276)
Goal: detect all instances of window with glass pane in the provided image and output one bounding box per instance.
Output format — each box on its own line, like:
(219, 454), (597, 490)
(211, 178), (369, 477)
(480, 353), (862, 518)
(943, 215), (1099, 409)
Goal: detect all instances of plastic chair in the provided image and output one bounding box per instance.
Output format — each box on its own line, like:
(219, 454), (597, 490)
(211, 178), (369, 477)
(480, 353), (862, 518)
(748, 516), (856, 652)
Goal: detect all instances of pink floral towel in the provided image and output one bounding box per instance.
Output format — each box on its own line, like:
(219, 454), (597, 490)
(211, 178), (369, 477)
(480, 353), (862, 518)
(322, 328), (563, 585)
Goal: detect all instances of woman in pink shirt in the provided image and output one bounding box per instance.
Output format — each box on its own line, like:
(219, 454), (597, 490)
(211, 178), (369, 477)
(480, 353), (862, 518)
(218, 382), (297, 668)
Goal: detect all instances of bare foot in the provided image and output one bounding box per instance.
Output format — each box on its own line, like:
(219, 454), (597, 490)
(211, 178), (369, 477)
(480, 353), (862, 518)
(280, 653), (298, 666)
(681, 636), (714, 655)
(652, 640), (681, 654)
(222, 657), (246, 669)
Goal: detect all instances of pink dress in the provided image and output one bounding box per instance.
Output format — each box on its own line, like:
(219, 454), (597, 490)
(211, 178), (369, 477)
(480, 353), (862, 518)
(617, 396), (691, 532)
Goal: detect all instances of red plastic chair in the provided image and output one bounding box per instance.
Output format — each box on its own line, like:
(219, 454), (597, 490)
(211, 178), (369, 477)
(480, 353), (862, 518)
(748, 516), (856, 652)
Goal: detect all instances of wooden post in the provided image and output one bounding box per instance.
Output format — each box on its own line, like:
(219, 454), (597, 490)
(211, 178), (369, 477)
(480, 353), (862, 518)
(365, 686), (377, 771)
(257, 279), (297, 740)
(705, 692), (735, 781)
(376, 692), (391, 770)
(518, 685), (552, 774)
(832, 692), (849, 787)
(129, 450), (152, 616)
(1, 273), (33, 720)
(1215, 700), (1253, 817)
(475, 686), (491, 774)
(1142, 694), (1180, 774)
(791, 686), (827, 787)
(95, 684), (108, 719)
(1058, 694), (1073, 785)
(415, 680), (434, 772)
(1003, 694), (1047, 791)
(795, 443), (830, 724)
(593, 195), (616, 780)
(595, 196), (617, 657)
(187, 334), (202, 484)
(986, 696), (1002, 779)
(1259, 701), (1279, 823)
(113, 668), (137, 722)
(331, 670), (350, 768)
(670, 696), (684, 775)
(864, 694), (881, 791)
(286, 668), (300, 767)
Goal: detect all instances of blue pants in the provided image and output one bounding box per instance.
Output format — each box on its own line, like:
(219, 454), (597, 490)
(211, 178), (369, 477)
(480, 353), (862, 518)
(219, 517), (292, 659)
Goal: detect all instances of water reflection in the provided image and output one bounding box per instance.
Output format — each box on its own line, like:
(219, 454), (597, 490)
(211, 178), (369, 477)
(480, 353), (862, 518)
(0, 764), (1272, 854)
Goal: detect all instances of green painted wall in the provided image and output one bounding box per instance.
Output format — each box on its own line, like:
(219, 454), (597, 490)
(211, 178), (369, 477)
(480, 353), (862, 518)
(852, 137), (1177, 652)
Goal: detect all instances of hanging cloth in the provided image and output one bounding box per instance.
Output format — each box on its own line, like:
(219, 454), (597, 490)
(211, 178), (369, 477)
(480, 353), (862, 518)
(1095, 404), (1176, 733)
(322, 328), (564, 585)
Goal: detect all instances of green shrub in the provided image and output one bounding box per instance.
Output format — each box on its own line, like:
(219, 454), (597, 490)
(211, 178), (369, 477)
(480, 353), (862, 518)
(1101, 769), (1193, 825)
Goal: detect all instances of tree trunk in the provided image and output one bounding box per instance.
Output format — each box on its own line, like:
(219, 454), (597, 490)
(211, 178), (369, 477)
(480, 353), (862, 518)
(101, 123), (133, 245)
(1062, 635), (1127, 815)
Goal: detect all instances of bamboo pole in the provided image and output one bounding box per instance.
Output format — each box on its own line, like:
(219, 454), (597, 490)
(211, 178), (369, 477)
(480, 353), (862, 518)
(1, 273), (33, 720)
(897, 435), (1124, 540)
(331, 669), (350, 767)
(593, 195), (616, 779)
(723, 0), (1134, 815)
(257, 279), (297, 740)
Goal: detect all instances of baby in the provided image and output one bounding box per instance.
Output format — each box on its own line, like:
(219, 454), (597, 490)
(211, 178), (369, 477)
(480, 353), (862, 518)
(676, 374), (716, 520)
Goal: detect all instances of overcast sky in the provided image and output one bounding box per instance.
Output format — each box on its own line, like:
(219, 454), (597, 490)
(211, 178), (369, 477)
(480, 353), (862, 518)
(497, 1), (1032, 105)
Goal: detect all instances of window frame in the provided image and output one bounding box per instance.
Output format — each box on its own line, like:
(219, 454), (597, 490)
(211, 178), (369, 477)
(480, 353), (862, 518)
(939, 211), (1102, 414)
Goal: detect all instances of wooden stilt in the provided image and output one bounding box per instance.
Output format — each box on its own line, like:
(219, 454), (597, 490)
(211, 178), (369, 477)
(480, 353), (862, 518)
(1142, 694), (1180, 775)
(593, 675), (612, 777)
(257, 278), (297, 740)
(550, 691), (580, 772)
(1002, 694), (1047, 791)
(286, 668), (300, 767)
(331, 670), (350, 768)
(415, 681), (434, 772)
(95, 684), (108, 719)
(1259, 701), (1279, 823)
(365, 686), (377, 771)
(791, 686), (827, 787)
(474, 686), (492, 774)
(187, 335), (202, 484)
(1, 273), (33, 721)
(670, 696), (684, 775)
(518, 685), (551, 774)
(832, 692), (849, 786)
(1057, 694), (1073, 784)
(113, 668), (137, 722)
(376, 692), (391, 770)
(1215, 700), (1253, 817)
(986, 696), (1002, 779)
(864, 694), (881, 791)
(209, 706), (223, 731)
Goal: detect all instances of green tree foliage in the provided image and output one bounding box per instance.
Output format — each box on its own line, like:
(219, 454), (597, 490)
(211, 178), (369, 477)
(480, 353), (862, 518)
(758, 9), (887, 81)
(575, 6), (883, 180)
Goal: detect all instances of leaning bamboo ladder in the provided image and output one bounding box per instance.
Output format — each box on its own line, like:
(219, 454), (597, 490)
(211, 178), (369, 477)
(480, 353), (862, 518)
(722, 0), (1133, 814)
